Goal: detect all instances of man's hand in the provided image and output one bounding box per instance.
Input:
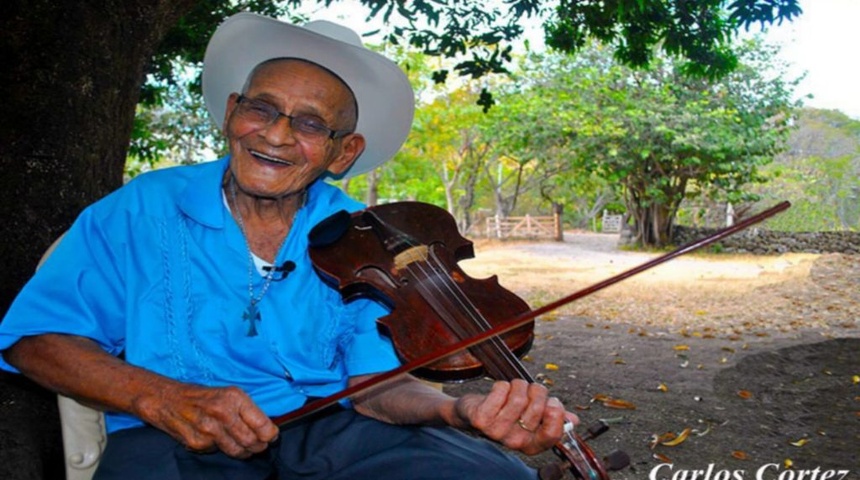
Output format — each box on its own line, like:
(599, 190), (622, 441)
(452, 379), (578, 455)
(4, 334), (278, 459)
(134, 383), (279, 458)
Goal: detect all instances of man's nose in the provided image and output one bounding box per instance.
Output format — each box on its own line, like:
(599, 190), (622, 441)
(261, 114), (298, 145)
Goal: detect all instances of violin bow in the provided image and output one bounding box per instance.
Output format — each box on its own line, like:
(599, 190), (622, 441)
(272, 200), (791, 426)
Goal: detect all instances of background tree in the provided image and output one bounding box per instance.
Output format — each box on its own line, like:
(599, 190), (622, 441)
(488, 48), (618, 227)
(753, 108), (860, 231)
(513, 40), (800, 247)
(406, 89), (492, 231)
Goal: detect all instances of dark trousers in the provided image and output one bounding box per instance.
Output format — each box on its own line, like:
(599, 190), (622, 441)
(93, 408), (536, 480)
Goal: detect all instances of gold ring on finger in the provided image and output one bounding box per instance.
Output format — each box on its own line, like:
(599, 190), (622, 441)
(516, 419), (535, 433)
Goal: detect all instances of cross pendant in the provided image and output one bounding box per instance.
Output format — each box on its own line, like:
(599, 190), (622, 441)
(242, 302), (262, 337)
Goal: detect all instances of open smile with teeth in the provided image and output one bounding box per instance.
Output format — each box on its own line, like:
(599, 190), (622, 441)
(251, 150), (294, 166)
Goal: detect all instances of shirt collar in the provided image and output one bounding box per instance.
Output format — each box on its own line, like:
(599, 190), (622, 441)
(177, 156), (231, 229)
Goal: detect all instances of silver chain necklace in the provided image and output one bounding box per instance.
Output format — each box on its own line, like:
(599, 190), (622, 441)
(229, 176), (288, 337)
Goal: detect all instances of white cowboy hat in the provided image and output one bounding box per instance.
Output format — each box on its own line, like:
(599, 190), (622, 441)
(202, 12), (414, 178)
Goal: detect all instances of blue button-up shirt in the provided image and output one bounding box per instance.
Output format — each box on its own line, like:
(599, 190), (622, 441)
(0, 156), (400, 433)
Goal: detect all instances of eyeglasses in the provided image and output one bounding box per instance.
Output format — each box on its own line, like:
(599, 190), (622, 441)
(233, 95), (352, 145)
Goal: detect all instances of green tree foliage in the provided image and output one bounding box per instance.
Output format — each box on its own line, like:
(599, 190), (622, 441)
(545, 0), (802, 79)
(402, 87), (493, 231)
(503, 39), (800, 247)
(344, 37), (805, 243)
(368, 0), (802, 81)
(128, 69), (225, 174)
(755, 108), (860, 231)
(488, 48), (620, 227)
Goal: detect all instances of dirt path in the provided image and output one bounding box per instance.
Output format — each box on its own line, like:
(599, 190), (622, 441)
(445, 233), (860, 479)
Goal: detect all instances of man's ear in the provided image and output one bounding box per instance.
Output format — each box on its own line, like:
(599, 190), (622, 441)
(327, 133), (366, 176)
(222, 93), (241, 134)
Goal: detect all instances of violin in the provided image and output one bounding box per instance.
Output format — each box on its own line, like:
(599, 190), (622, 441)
(272, 200), (791, 480)
(306, 201), (626, 480)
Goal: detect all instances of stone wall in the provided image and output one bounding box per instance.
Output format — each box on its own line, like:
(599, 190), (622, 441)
(672, 226), (860, 254)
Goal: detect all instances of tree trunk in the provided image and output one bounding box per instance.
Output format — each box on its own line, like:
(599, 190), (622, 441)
(631, 202), (676, 247)
(0, 1), (195, 476)
(552, 202), (564, 242)
(365, 168), (380, 206)
(0, 0), (195, 314)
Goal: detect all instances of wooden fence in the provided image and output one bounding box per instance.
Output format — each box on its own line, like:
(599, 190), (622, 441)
(485, 214), (562, 240)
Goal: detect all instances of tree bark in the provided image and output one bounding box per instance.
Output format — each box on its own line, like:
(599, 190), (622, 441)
(0, 0), (195, 314)
(365, 168), (380, 206)
(0, 1), (196, 476)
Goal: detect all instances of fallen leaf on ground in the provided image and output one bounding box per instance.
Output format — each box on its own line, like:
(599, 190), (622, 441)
(650, 432), (676, 449)
(692, 423), (712, 437)
(789, 438), (809, 447)
(653, 453), (672, 463)
(737, 390), (754, 399)
(660, 428), (691, 447)
(544, 363), (559, 371)
(591, 393), (636, 410)
(732, 451), (749, 460)
(603, 398), (637, 410)
(657, 383), (669, 392)
(591, 394), (611, 403)
(673, 345), (690, 351)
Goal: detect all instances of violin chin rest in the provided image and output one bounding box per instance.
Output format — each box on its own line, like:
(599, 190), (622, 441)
(309, 210), (352, 247)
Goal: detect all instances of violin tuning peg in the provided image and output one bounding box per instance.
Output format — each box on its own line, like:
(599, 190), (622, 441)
(581, 421), (610, 441)
(604, 450), (631, 471)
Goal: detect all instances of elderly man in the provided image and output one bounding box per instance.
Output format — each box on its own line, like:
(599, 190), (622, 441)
(0, 13), (574, 479)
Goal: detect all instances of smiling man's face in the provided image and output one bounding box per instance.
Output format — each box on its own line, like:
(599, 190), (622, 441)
(223, 59), (364, 199)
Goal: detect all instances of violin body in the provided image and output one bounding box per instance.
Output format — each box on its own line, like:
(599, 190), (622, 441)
(308, 200), (631, 479)
(308, 201), (534, 382)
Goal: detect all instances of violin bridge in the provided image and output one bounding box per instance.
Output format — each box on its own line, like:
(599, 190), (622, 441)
(393, 245), (429, 271)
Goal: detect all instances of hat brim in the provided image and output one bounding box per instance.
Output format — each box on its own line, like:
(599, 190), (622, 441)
(203, 13), (414, 178)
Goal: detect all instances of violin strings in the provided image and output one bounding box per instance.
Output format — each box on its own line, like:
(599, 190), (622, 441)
(402, 240), (532, 381)
(363, 212), (590, 478)
(405, 251), (594, 477)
